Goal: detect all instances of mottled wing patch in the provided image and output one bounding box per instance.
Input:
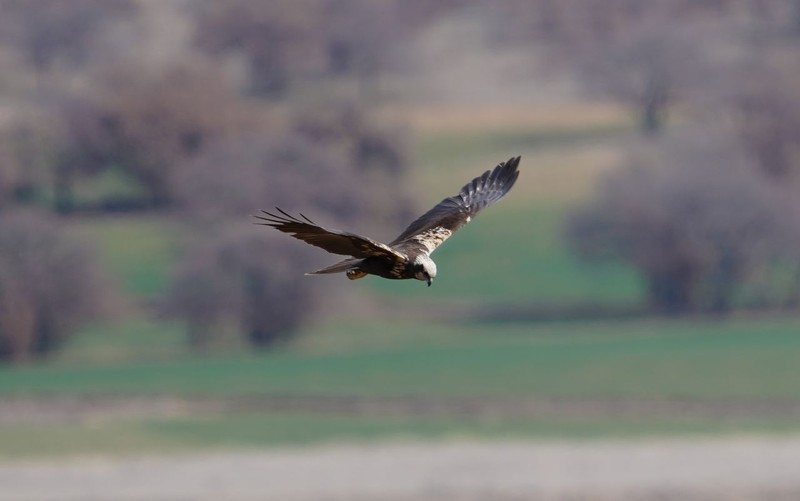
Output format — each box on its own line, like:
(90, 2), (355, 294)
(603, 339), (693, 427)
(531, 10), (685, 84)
(389, 156), (519, 253)
(410, 226), (453, 254)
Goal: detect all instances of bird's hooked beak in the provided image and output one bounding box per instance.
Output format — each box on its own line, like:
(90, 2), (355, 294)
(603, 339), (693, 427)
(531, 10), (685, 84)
(426, 276), (433, 287)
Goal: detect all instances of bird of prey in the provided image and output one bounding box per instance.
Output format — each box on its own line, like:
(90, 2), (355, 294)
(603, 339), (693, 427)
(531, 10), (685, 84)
(256, 156), (520, 286)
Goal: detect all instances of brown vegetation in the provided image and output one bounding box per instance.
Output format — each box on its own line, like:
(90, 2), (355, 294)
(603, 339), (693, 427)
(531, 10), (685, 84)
(165, 228), (318, 350)
(0, 115), (56, 208)
(54, 61), (250, 211)
(567, 130), (800, 313)
(167, 105), (412, 347)
(174, 106), (411, 227)
(0, 0), (799, 356)
(0, 211), (110, 361)
(563, 2), (800, 313)
(0, 0), (136, 75)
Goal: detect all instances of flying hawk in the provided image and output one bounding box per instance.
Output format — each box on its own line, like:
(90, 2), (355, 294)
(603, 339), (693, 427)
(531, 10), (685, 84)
(256, 156), (520, 286)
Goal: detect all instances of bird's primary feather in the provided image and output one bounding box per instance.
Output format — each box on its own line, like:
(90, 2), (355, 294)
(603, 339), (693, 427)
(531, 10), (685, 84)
(253, 208), (406, 262)
(390, 155), (520, 255)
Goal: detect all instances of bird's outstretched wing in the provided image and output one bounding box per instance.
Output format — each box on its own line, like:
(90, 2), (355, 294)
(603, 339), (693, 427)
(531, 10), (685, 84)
(255, 208), (407, 261)
(390, 156), (520, 255)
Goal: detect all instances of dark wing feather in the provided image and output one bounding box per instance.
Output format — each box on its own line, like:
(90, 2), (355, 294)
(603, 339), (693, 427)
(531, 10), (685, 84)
(390, 156), (520, 255)
(255, 208), (407, 261)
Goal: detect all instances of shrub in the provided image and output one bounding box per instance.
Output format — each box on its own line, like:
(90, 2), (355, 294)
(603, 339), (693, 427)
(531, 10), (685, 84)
(0, 0), (136, 74)
(0, 211), (111, 361)
(567, 130), (800, 313)
(167, 106), (413, 349)
(192, 0), (323, 96)
(165, 227), (316, 350)
(174, 105), (413, 234)
(53, 61), (248, 211)
(0, 116), (56, 208)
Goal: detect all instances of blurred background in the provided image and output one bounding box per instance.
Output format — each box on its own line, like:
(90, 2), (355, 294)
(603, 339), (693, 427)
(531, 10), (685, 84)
(1, 1), (800, 499)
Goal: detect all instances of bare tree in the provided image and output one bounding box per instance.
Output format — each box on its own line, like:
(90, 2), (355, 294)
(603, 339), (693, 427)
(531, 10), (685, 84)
(0, 115), (56, 208)
(192, 0), (451, 100)
(0, 211), (111, 361)
(487, 0), (752, 134)
(173, 133), (357, 223)
(165, 227), (317, 350)
(168, 105), (413, 349)
(708, 44), (800, 184)
(567, 129), (800, 313)
(0, 0), (135, 76)
(569, 7), (747, 135)
(174, 105), (413, 232)
(192, 0), (324, 97)
(734, 85), (800, 182)
(321, 0), (418, 98)
(52, 60), (248, 211)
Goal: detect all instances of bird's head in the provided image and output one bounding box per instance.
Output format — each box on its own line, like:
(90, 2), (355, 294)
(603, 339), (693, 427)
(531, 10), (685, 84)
(413, 255), (437, 287)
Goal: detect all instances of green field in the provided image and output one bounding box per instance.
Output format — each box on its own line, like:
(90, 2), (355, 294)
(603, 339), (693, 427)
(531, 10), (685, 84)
(3, 317), (800, 399)
(71, 215), (181, 300)
(3, 317), (800, 458)
(368, 205), (642, 304)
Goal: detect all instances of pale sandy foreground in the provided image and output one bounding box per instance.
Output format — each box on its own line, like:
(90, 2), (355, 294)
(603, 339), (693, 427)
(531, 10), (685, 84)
(2, 436), (800, 501)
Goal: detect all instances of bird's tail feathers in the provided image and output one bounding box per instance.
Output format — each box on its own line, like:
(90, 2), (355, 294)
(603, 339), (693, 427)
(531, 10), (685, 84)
(306, 258), (362, 275)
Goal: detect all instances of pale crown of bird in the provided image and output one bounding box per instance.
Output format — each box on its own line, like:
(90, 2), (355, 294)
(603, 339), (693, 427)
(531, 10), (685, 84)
(413, 254), (437, 282)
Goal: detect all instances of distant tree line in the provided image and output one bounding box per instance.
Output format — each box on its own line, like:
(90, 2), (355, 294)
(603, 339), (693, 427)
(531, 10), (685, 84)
(487, 0), (800, 135)
(563, 3), (800, 313)
(1, 0), (799, 360)
(0, 0), (416, 360)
